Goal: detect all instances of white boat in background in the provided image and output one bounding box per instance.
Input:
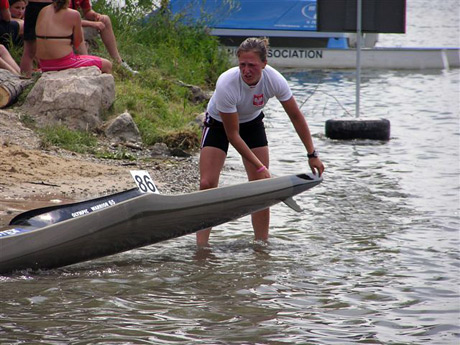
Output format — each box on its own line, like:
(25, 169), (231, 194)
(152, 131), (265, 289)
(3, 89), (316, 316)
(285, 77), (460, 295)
(167, 0), (460, 70)
(223, 44), (460, 70)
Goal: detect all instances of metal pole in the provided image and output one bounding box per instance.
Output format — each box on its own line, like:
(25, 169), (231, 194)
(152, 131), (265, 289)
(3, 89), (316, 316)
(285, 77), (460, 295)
(356, 0), (362, 118)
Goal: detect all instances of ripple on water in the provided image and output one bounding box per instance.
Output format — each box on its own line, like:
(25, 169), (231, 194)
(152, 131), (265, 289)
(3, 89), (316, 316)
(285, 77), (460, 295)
(2, 20), (460, 343)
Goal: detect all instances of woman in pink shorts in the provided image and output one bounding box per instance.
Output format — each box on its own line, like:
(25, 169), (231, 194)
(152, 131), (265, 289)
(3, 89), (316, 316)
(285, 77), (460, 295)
(35, 0), (111, 73)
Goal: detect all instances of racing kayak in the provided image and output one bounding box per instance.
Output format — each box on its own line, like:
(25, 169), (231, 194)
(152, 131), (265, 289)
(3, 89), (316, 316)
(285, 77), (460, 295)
(0, 173), (322, 273)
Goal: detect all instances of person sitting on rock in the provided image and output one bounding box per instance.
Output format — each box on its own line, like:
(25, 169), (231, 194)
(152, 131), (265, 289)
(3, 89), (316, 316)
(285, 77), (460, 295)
(0, 43), (20, 74)
(0, 0), (21, 47)
(19, 0), (52, 78)
(69, 0), (137, 74)
(9, 0), (27, 36)
(35, 0), (111, 73)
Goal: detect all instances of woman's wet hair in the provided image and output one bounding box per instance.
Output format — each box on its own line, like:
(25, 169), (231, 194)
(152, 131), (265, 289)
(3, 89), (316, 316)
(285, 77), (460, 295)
(53, 0), (68, 11)
(237, 37), (270, 62)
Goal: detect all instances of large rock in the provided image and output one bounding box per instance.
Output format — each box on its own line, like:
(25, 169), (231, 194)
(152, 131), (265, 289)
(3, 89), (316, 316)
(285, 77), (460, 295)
(104, 112), (142, 144)
(177, 80), (212, 104)
(22, 67), (115, 131)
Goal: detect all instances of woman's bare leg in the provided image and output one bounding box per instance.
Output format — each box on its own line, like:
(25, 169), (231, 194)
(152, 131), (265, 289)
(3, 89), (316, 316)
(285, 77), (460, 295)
(100, 58), (112, 73)
(19, 40), (36, 78)
(99, 15), (122, 63)
(242, 146), (270, 241)
(196, 146), (227, 247)
(0, 46), (20, 75)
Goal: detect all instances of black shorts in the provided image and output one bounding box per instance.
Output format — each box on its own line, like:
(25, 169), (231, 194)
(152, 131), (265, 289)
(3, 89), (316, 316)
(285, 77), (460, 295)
(0, 20), (20, 47)
(200, 112), (268, 154)
(23, 1), (52, 41)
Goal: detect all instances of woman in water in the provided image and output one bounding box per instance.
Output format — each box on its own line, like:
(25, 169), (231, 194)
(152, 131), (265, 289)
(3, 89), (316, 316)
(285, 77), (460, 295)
(197, 37), (324, 247)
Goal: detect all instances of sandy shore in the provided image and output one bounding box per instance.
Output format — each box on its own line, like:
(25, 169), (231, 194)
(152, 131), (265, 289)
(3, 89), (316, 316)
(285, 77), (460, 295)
(0, 110), (200, 227)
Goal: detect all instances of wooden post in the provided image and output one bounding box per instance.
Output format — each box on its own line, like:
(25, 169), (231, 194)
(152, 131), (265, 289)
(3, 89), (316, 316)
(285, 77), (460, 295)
(0, 70), (31, 108)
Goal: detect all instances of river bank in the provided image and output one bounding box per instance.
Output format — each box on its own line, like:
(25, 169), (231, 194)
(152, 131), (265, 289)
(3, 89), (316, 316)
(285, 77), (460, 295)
(0, 109), (200, 227)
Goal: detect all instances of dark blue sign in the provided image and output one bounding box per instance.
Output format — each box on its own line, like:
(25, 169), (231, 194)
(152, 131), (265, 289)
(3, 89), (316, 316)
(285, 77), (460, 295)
(170, 0), (317, 31)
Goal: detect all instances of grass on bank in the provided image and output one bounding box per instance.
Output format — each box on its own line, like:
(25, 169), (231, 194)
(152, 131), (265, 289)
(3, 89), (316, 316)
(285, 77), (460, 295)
(92, 0), (231, 150)
(38, 125), (97, 153)
(14, 0), (231, 154)
(36, 124), (137, 160)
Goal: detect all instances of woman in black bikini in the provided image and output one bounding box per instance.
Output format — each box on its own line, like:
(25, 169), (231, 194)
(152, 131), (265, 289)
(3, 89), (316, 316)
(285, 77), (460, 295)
(34, 0), (111, 73)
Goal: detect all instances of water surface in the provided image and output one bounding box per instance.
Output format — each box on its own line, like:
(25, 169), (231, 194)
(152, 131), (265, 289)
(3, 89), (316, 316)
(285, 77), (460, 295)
(1, 0), (459, 344)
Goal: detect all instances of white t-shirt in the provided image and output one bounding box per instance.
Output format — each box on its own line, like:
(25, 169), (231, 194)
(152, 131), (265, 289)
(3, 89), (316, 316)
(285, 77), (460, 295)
(207, 65), (293, 123)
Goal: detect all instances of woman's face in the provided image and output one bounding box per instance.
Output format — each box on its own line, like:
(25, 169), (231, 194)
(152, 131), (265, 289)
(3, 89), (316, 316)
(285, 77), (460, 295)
(238, 51), (267, 86)
(10, 1), (27, 19)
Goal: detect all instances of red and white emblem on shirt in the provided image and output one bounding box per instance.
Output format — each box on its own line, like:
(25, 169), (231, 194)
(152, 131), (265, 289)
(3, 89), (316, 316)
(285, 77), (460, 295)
(253, 94), (264, 106)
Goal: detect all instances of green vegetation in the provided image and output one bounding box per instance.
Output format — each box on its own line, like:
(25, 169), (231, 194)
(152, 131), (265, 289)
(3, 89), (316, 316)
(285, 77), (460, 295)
(90, 0), (230, 149)
(14, 0), (231, 154)
(38, 125), (98, 153)
(38, 125), (137, 160)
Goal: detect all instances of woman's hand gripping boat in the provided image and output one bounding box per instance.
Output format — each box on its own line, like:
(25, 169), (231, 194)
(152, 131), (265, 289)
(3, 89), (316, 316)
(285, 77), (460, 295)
(0, 172), (322, 273)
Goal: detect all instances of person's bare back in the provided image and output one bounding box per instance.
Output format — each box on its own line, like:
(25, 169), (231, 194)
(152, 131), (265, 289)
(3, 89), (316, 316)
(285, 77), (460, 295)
(35, 4), (82, 60)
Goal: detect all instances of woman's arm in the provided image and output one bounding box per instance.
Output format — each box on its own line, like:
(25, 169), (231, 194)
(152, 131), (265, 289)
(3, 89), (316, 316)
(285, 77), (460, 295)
(0, 8), (12, 22)
(82, 7), (100, 22)
(78, 6), (104, 30)
(11, 18), (23, 35)
(281, 96), (324, 176)
(221, 111), (268, 173)
(71, 10), (83, 49)
(281, 96), (315, 153)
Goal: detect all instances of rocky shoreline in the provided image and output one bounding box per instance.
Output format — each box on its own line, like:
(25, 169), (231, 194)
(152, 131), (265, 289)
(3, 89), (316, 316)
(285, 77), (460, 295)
(0, 109), (200, 227)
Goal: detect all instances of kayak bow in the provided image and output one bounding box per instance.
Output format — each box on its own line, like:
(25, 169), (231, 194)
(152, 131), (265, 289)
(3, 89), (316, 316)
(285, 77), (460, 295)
(0, 173), (322, 273)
